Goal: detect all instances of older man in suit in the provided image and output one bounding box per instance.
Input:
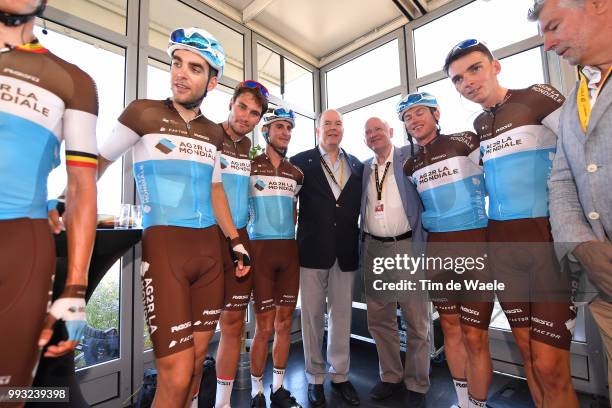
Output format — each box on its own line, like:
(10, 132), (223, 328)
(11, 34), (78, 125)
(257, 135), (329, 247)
(290, 109), (363, 407)
(360, 117), (430, 406)
(530, 0), (612, 402)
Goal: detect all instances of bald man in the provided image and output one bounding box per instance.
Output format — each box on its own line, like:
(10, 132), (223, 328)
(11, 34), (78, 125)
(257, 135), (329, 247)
(360, 117), (430, 405)
(290, 109), (364, 406)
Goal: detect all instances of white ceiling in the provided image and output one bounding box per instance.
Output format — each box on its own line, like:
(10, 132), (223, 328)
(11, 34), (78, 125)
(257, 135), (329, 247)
(201, 0), (453, 66)
(225, 0), (403, 58)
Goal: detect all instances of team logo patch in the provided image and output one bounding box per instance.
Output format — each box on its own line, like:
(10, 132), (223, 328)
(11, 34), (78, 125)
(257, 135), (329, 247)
(254, 179), (267, 191)
(155, 138), (176, 154)
(220, 156), (229, 169)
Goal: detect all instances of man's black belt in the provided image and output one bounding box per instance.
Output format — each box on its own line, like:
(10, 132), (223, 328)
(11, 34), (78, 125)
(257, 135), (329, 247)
(364, 230), (412, 242)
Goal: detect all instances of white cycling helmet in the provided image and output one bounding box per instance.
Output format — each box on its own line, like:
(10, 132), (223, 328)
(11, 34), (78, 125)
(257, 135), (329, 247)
(167, 27), (225, 80)
(262, 107), (296, 128)
(396, 92), (440, 121)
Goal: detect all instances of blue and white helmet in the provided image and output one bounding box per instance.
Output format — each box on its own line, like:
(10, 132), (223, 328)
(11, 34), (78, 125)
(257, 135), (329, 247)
(262, 107), (296, 128)
(167, 27), (225, 79)
(396, 92), (440, 121)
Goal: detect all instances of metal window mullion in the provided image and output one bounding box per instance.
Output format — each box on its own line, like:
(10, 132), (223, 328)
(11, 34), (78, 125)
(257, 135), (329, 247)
(280, 55), (285, 99)
(128, 0), (148, 404)
(404, 23), (418, 93)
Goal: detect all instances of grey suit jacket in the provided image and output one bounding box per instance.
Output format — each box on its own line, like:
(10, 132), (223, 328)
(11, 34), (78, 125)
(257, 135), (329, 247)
(548, 75), (612, 301)
(359, 145), (426, 253)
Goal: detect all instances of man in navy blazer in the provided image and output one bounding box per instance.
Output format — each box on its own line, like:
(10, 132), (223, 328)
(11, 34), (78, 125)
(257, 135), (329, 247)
(359, 117), (430, 404)
(290, 109), (363, 406)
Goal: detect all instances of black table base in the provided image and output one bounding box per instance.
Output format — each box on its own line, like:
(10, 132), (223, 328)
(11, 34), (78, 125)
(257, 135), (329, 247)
(28, 228), (141, 408)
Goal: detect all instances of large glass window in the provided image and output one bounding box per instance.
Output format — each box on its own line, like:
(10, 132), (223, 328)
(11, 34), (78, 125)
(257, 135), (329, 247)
(284, 59), (314, 112)
(418, 47), (545, 134)
(148, 0), (244, 82)
(287, 113), (316, 158)
(413, 0), (537, 77)
(257, 44), (281, 98)
(327, 40), (400, 108)
(257, 44), (315, 113)
(341, 95), (407, 162)
(40, 25), (125, 369)
(48, 0), (127, 34)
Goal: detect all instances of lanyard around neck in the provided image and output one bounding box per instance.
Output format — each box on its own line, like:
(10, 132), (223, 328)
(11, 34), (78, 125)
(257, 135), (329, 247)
(320, 154), (345, 187)
(374, 162), (391, 201)
(577, 66), (612, 133)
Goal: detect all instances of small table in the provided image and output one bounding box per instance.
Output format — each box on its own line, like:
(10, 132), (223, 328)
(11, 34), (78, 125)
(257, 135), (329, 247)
(29, 228), (142, 408)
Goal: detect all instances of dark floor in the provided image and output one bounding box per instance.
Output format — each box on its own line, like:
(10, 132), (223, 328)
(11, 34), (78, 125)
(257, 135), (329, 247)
(228, 340), (609, 408)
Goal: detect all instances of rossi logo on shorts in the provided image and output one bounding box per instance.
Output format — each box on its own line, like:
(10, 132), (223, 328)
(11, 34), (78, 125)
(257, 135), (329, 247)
(171, 321), (192, 333)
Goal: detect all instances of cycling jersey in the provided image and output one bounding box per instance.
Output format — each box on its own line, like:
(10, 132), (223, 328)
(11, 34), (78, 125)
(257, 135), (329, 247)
(248, 153), (303, 240)
(0, 39), (98, 220)
(99, 98), (224, 229)
(474, 84), (565, 221)
(219, 129), (251, 229)
(403, 132), (487, 232)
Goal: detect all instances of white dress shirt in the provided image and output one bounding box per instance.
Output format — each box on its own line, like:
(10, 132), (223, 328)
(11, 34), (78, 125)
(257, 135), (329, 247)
(318, 144), (348, 200)
(364, 146), (410, 237)
(582, 65), (605, 106)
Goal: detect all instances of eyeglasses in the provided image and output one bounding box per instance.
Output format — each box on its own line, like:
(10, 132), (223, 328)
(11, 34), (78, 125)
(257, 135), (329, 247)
(238, 80), (270, 99)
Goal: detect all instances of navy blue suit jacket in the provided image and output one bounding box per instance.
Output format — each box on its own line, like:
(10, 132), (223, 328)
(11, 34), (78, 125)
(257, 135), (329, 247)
(290, 147), (364, 271)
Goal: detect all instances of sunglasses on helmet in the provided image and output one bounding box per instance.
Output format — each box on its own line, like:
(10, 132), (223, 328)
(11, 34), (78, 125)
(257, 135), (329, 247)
(238, 80), (270, 99)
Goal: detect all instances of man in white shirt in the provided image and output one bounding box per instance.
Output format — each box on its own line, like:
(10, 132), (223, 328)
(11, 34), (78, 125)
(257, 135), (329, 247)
(360, 117), (430, 406)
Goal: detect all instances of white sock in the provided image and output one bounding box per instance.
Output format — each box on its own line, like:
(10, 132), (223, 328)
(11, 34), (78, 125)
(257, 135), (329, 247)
(468, 394), (487, 408)
(215, 377), (234, 408)
(190, 394), (198, 408)
(452, 378), (469, 408)
(272, 367), (285, 393)
(251, 374), (264, 397)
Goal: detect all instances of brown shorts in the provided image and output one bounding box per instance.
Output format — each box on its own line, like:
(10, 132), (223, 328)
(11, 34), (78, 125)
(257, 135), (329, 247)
(250, 239), (299, 314)
(0, 218), (55, 387)
(488, 218), (576, 350)
(141, 225), (223, 358)
(427, 227), (493, 330)
(218, 226), (252, 311)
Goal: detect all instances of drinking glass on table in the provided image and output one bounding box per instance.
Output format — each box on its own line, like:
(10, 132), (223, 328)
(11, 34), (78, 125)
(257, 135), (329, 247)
(117, 204), (131, 229)
(132, 205), (142, 229)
